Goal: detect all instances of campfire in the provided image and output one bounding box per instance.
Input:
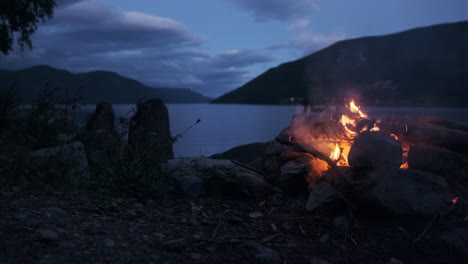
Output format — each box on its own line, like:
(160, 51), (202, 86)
(265, 98), (467, 217)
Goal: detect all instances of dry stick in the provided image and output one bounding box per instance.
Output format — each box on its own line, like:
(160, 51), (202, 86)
(259, 233), (282, 245)
(230, 159), (264, 175)
(412, 212), (439, 243)
(210, 214), (223, 240)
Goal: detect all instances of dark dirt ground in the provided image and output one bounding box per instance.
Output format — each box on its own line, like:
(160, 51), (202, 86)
(1, 187), (467, 264)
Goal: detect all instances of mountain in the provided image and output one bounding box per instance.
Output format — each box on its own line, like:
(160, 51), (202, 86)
(213, 21), (468, 106)
(0, 65), (212, 104)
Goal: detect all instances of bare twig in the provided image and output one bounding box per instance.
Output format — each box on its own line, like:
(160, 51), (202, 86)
(259, 233), (282, 244)
(412, 212), (439, 243)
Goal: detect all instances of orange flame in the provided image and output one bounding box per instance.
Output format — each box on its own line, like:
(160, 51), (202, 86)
(330, 143), (341, 161)
(349, 99), (368, 118)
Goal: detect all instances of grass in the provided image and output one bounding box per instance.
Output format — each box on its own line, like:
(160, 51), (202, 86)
(0, 86), (176, 198)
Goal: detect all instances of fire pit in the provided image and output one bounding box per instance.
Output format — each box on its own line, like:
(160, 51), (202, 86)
(264, 99), (467, 218)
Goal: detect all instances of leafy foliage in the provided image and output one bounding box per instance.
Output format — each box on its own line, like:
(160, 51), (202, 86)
(0, 0), (56, 55)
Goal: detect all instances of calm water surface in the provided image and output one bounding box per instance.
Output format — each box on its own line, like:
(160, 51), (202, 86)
(80, 104), (468, 157)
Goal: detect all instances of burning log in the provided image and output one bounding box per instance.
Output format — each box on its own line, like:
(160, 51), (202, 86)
(380, 117), (468, 156)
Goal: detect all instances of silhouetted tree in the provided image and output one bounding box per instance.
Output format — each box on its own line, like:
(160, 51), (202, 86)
(0, 0), (56, 55)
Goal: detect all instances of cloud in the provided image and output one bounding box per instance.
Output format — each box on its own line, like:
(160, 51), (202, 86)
(0, 0), (277, 97)
(271, 32), (347, 55)
(287, 19), (310, 32)
(228, 0), (318, 21)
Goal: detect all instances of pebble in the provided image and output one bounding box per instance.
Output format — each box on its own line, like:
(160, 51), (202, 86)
(333, 216), (351, 229)
(39, 229), (60, 241)
(191, 252), (202, 260)
(104, 238), (115, 248)
(41, 207), (66, 217)
(319, 233), (330, 243)
(189, 217), (199, 226)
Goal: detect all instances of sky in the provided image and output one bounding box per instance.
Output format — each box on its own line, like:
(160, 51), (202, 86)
(0, 0), (467, 97)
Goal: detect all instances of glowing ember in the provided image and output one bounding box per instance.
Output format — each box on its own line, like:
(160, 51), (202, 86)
(452, 197), (459, 205)
(400, 162), (409, 169)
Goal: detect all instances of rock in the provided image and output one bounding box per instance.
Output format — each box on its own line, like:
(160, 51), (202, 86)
(80, 129), (119, 153)
(177, 176), (205, 199)
(103, 238), (115, 248)
(388, 258), (405, 264)
(437, 227), (468, 255)
(210, 142), (271, 164)
(128, 99), (173, 162)
(87, 150), (112, 169)
(56, 133), (76, 143)
(319, 233), (330, 243)
(39, 229), (60, 241)
(160, 238), (188, 251)
(30, 141), (89, 174)
(191, 252), (202, 260)
(41, 207), (66, 217)
(161, 158), (272, 198)
(311, 257), (330, 264)
(85, 102), (115, 131)
(333, 216), (351, 229)
(306, 182), (341, 212)
(348, 131), (402, 168)
(358, 168), (452, 216)
(277, 156), (328, 195)
(408, 145), (464, 174)
(243, 242), (281, 263)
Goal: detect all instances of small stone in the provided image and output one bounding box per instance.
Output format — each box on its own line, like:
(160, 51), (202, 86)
(161, 238), (188, 250)
(104, 238), (115, 248)
(189, 217), (199, 226)
(319, 233), (330, 243)
(153, 232), (166, 241)
(133, 203), (144, 209)
(333, 216), (351, 229)
(311, 257), (330, 264)
(39, 229), (60, 241)
(191, 206), (202, 215)
(191, 252), (202, 260)
(388, 258), (405, 264)
(243, 242), (280, 263)
(42, 207), (66, 217)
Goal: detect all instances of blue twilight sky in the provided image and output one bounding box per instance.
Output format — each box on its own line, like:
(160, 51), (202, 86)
(0, 0), (467, 97)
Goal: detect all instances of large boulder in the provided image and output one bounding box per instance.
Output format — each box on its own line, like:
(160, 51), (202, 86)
(80, 102), (119, 170)
(160, 158), (272, 198)
(408, 144), (465, 174)
(348, 131), (402, 168)
(277, 155), (329, 195)
(128, 99), (173, 162)
(306, 182), (343, 212)
(354, 168), (452, 217)
(210, 142), (271, 165)
(85, 102), (115, 131)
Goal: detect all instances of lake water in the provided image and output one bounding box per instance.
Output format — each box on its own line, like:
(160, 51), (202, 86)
(79, 104), (468, 157)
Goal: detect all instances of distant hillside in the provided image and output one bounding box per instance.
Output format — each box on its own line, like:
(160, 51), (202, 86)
(213, 21), (468, 106)
(0, 66), (212, 104)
